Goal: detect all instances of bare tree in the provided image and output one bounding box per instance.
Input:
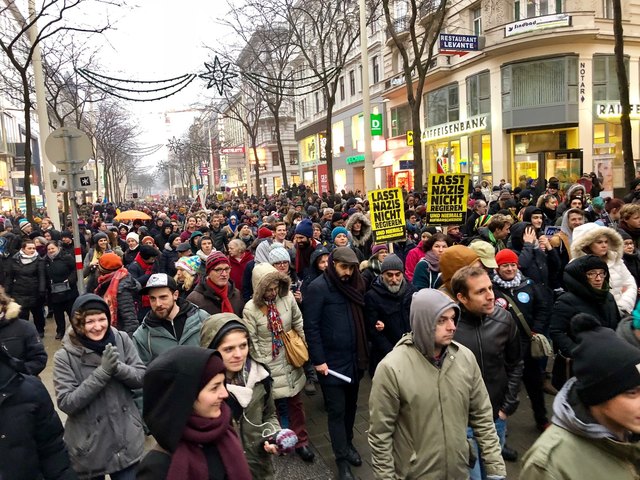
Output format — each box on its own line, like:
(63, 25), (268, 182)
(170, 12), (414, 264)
(0, 0), (116, 220)
(612, 0), (634, 185)
(382, 0), (447, 189)
(222, 3), (298, 189)
(266, 0), (379, 193)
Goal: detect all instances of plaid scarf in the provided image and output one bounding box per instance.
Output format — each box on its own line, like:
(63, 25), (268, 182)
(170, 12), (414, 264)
(266, 299), (284, 359)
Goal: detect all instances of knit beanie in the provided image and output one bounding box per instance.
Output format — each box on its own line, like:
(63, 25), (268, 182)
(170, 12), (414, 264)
(591, 196), (605, 210)
(141, 236), (156, 246)
(93, 232), (108, 244)
(98, 252), (123, 272)
(175, 255), (202, 276)
(380, 254), (404, 273)
(331, 212), (344, 224)
(18, 218), (30, 231)
(61, 230), (73, 240)
(495, 248), (519, 266)
(199, 353), (226, 391)
(206, 251), (229, 274)
(371, 244), (388, 256)
(139, 245), (159, 261)
(331, 226), (349, 243)
(258, 226), (273, 239)
(618, 228), (633, 242)
(70, 294), (111, 332)
(571, 314), (640, 406)
(126, 232), (139, 243)
(268, 244), (291, 265)
(179, 231), (191, 243)
(295, 218), (313, 238)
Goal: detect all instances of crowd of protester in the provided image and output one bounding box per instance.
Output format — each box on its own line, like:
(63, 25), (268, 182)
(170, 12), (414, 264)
(2, 174), (640, 479)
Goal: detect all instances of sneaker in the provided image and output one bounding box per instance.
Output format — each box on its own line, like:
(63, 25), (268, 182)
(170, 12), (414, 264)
(501, 445), (518, 462)
(304, 379), (316, 396)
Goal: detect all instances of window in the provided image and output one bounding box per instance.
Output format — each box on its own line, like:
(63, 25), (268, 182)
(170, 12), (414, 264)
(390, 105), (412, 137)
(372, 56), (380, 84)
(315, 92), (320, 114)
(370, 18), (378, 35)
(593, 55), (629, 101)
(466, 71), (491, 116)
(349, 70), (356, 96)
(514, 0), (563, 20)
(299, 99), (306, 119)
(289, 150), (299, 166)
(339, 76), (345, 101)
(603, 0), (614, 18)
(425, 84), (459, 127)
(472, 6), (482, 35)
(501, 56), (578, 109)
(272, 151), (280, 167)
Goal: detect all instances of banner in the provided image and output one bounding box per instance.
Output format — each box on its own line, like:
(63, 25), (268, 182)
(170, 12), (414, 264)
(425, 173), (469, 225)
(367, 187), (406, 243)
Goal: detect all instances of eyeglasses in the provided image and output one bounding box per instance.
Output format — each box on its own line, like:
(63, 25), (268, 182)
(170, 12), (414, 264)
(586, 270), (606, 279)
(211, 267), (231, 274)
(273, 261), (289, 267)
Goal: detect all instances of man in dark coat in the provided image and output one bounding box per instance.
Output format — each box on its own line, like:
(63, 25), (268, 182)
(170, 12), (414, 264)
(303, 247), (367, 480)
(0, 346), (76, 480)
(364, 254), (415, 375)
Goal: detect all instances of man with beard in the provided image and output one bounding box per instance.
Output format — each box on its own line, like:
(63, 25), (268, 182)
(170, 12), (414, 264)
(209, 214), (230, 253)
(303, 247), (367, 480)
(364, 254), (416, 374)
(293, 218), (317, 277)
(133, 273), (209, 364)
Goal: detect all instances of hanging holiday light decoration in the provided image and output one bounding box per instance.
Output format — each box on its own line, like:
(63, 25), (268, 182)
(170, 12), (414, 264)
(199, 56), (238, 96)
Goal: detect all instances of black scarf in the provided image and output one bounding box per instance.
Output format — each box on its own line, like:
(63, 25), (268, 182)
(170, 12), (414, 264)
(324, 262), (368, 371)
(76, 327), (116, 355)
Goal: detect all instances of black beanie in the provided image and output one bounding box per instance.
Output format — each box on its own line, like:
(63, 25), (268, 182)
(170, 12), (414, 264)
(571, 314), (640, 406)
(580, 254), (609, 274)
(139, 245), (159, 260)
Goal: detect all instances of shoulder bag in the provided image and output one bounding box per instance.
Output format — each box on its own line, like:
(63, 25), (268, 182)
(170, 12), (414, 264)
(282, 329), (309, 368)
(500, 292), (553, 359)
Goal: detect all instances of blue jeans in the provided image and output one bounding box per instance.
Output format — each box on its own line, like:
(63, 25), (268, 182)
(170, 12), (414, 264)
(467, 418), (506, 480)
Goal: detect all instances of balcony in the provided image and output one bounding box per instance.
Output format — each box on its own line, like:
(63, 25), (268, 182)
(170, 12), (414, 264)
(385, 16), (411, 45)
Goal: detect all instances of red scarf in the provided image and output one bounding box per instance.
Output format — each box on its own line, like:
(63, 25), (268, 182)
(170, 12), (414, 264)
(135, 253), (155, 307)
(206, 278), (234, 313)
(167, 405), (251, 480)
(95, 268), (130, 329)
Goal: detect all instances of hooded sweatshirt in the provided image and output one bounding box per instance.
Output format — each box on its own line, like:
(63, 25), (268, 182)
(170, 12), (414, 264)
(438, 245), (480, 298)
(409, 289), (460, 363)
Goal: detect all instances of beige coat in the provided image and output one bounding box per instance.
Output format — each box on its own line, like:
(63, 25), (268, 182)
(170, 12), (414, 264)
(242, 263), (306, 399)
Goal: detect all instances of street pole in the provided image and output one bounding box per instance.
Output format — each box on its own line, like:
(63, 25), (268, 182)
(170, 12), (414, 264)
(27, 0), (60, 229)
(360, 0), (375, 191)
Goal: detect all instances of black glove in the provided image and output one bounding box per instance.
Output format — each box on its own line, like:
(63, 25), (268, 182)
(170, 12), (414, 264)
(100, 343), (119, 375)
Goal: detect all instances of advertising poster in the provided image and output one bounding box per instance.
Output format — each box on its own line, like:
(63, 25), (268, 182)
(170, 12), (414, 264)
(367, 187), (406, 243)
(426, 173), (470, 225)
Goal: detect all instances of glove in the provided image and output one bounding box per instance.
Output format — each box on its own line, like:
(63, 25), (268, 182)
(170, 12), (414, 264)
(100, 343), (119, 375)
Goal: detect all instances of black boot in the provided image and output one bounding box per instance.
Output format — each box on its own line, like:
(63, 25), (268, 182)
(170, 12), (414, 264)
(336, 460), (355, 480)
(502, 444), (518, 462)
(345, 444), (362, 466)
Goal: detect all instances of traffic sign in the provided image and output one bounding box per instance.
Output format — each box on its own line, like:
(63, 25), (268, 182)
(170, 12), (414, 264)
(406, 130), (414, 146)
(50, 172), (70, 192)
(75, 171), (95, 190)
(45, 127), (93, 171)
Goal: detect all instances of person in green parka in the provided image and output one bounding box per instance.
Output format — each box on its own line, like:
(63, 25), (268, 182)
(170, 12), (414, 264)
(200, 312), (280, 480)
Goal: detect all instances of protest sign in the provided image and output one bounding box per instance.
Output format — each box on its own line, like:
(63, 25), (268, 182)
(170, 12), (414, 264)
(425, 173), (469, 225)
(367, 187), (406, 243)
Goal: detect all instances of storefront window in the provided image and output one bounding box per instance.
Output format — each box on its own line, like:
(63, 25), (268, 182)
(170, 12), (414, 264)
(593, 123), (622, 193)
(334, 169), (347, 192)
(428, 139), (462, 174)
(351, 114), (364, 149)
(333, 121), (345, 154)
(470, 134), (492, 184)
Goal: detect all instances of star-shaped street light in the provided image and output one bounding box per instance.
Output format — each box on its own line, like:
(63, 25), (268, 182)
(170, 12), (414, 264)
(167, 136), (183, 154)
(199, 56), (237, 96)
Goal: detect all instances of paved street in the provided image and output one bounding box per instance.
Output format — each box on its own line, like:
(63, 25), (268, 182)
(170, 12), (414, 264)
(40, 317), (549, 479)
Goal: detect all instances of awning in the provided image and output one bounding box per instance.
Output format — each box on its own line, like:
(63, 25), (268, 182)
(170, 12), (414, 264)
(373, 147), (413, 168)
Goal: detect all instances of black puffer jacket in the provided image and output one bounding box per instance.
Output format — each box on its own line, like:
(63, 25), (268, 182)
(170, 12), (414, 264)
(158, 244), (178, 277)
(453, 305), (523, 419)
(550, 256), (621, 357)
(0, 365), (76, 480)
(93, 271), (141, 336)
(5, 253), (46, 309)
(0, 300), (47, 375)
(45, 252), (79, 305)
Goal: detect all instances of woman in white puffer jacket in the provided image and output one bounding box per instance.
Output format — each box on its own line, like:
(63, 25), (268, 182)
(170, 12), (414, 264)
(571, 222), (637, 314)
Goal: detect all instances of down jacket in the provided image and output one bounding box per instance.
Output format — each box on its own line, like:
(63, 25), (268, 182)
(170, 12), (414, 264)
(346, 212), (373, 260)
(53, 327), (145, 478)
(5, 252), (46, 309)
(571, 223), (637, 314)
(243, 263), (306, 400)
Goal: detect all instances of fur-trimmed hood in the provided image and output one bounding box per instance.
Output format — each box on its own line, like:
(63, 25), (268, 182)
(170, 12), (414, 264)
(345, 212), (372, 247)
(0, 301), (21, 325)
(250, 263), (291, 308)
(565, 183), (586, 200)
(571, 223), (623, 262)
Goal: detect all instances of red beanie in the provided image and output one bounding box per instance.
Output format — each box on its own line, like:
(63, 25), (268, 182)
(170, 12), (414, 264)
(206, 251), (230, 274)
(98, 252), (123, 272)
(495, 248), (519, 266)
(258, 226), (273, 239)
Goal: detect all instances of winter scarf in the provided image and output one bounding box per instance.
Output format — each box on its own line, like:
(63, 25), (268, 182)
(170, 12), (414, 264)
(166, 406), (251, 480)
(76, 327), (116, 355)
(46, 249), (60, 261)
(18, 250), (38, 265)
(134, 253), (155, 274)
(324, 260), (369, 370)
(96, 267), (130, 329)
(266, 300), (285, 359)
(423, 250), (441, 272)
(206, 278), (234, 313)
(492, 270), (523, 290)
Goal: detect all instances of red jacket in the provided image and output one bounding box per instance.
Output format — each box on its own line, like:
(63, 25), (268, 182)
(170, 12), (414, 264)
(228, 251), (254, 292)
